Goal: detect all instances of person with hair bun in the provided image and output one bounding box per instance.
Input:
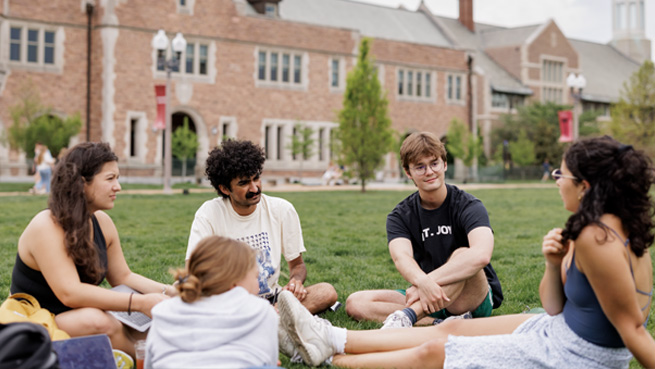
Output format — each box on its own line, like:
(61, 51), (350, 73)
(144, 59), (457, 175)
(276, 136), (654, 369)
(10, 142), (172, 358)
(145, 236), (278, 369)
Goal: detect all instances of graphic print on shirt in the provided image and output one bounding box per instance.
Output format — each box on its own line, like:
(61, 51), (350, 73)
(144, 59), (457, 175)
(421, 225), (452, 241)
(237, 232), (274, 295)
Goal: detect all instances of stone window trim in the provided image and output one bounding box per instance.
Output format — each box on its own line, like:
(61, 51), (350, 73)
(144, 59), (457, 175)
(4, 21), (64, 74)
(124, 111), (149, 164)
(153, 38), (214, 84)
(445, 72), (466, 105)
(397, 67), (435, 103)
(255, 47), (308, 91)
(262, 119), (337, 170)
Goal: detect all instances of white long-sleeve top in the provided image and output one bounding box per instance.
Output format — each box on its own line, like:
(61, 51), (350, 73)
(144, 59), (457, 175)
(144, 287), (279, 369)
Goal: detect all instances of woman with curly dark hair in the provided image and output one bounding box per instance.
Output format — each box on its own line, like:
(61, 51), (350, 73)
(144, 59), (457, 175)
(10, 142), (172, 359)
(276, 136), (654, 369)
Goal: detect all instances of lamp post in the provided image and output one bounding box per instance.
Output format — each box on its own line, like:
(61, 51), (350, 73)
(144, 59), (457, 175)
(566, 72), (586, 140)
(152, 30), (186, 194)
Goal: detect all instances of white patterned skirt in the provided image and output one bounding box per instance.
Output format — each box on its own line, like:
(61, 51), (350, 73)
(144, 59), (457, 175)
(443, 313), (632, 369)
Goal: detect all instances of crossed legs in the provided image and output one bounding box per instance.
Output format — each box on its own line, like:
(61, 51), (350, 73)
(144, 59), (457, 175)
(346, 267), (489, 325)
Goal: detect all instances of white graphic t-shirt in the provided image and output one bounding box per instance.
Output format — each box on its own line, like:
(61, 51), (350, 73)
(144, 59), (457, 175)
(186, 194), (306, 296)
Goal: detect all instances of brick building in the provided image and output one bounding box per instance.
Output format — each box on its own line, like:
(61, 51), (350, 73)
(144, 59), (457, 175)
(0, 0), (648, 183)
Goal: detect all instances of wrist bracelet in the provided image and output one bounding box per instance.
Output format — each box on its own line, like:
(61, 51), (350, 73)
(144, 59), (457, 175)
(162, 285), (167, 295)
(128, 292), (134, 316)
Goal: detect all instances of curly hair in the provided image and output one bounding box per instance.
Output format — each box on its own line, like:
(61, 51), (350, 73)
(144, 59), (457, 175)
(205, 139), (265, 198)
(48, 142), (118, 283)
(173, 236), (256, 303)
(561, 136), (655, 257)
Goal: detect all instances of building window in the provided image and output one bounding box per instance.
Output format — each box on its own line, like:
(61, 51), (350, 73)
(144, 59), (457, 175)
(542, 87), (563, 104)
(492, 92), (509, 108)
(398, 67), (433, 101)
(10, 27), (21, 61)
(542, 60), (563, 83)
(331, 59), (339, 88)
(158, 40), (208, 76)
(185, 44), (195, 74)
(9, 25), (57, 66)
(282, 54), (290, 82)
(129, 118), (138, 157)
(257, 49), (305, 88)
(446, 73), (464, 103)
(616, 3), (626, 30)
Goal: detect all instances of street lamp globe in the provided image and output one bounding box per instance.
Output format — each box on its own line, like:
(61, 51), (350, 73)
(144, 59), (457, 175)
(171, 32), (187, 56)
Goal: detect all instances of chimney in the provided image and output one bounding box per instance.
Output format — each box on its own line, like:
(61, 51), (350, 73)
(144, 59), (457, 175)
(459, 0), (474, 32)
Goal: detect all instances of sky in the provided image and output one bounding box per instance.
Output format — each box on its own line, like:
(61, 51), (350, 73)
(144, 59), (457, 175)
(353, 0), (655, 59)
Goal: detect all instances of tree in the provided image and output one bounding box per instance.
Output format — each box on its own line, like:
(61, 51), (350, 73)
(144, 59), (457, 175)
(172, 117), (198, 181)
(5, 81), (81, 158)
(492, 101), (566, 165)
(509, 129), (536, 179)
(608, 59), (655, 158)
(445, 119), (482, 182)
(336, 38), (394, 192)
(287, 123), (315, 182)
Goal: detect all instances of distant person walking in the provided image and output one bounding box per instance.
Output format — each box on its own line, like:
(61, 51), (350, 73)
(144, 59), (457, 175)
(541, 159), (551, 182)
(32, 143), (55, 194)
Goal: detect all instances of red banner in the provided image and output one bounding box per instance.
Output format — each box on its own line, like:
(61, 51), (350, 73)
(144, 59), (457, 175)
(154, 85), (166, 131)
(558, 110), (573, 142)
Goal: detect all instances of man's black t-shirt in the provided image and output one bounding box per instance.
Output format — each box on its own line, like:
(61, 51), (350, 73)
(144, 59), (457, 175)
(386, 184), (503, 308)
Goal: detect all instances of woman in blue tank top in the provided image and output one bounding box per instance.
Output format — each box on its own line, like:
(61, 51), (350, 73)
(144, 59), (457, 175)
(273, 136), (654, 369)
(9, 142), (175, 359)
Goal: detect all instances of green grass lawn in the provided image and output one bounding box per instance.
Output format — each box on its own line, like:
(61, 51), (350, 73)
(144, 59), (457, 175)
(0, 188), (653, 368)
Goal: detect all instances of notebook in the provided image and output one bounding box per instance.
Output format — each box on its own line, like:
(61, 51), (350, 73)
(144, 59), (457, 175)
(108, 285), (152, 332)
(52, 334), (117, 369)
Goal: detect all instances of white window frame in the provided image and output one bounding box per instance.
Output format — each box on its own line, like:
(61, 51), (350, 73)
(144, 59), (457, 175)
(445, 73), (465, 105)
(176, 0), (195, 15)
(264, 3), (278, 17)
(397, 67), (435, 102)
(5, 22), (63, 73)
(124, 111), (148, 163)
(255, 47), (307, 90)
(217, 116), (238, 145)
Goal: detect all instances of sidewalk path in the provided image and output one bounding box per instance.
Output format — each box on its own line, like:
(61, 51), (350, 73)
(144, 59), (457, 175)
(0, 182), (555, 197)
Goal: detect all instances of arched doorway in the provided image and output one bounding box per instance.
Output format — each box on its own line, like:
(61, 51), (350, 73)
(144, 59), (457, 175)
(161, 112), (198, 178)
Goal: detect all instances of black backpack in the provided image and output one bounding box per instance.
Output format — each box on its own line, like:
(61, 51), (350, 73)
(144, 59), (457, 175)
(0, 322), (59, 369)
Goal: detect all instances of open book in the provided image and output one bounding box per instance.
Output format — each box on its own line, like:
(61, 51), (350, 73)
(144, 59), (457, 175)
(108, 285), (152, 332)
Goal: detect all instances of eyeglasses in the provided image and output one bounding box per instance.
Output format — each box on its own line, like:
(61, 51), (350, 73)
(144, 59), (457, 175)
(411, 160), (444, 176)
(551, 168), (578, 181)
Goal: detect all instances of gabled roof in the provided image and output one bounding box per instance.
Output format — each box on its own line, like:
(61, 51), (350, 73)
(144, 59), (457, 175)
(480, 24), (541, 49)
(278, 0), (453, 48)
(569, 39), (640, 103)
(434, 16), (532, 95)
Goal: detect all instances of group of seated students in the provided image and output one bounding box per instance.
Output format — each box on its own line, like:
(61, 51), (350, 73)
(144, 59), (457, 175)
(8, 133), (654, 369)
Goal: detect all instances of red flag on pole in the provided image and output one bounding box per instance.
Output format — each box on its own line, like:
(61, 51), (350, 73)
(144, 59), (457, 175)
(154, 85), (166, 131)
(558, 110), (573, 142)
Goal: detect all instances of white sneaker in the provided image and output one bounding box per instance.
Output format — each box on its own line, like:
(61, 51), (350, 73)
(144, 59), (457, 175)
(278, 290), (335, 367)
(381, 310), (413, 329)
(278, 323), (303, 363)
(433, 311), (473, 325)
